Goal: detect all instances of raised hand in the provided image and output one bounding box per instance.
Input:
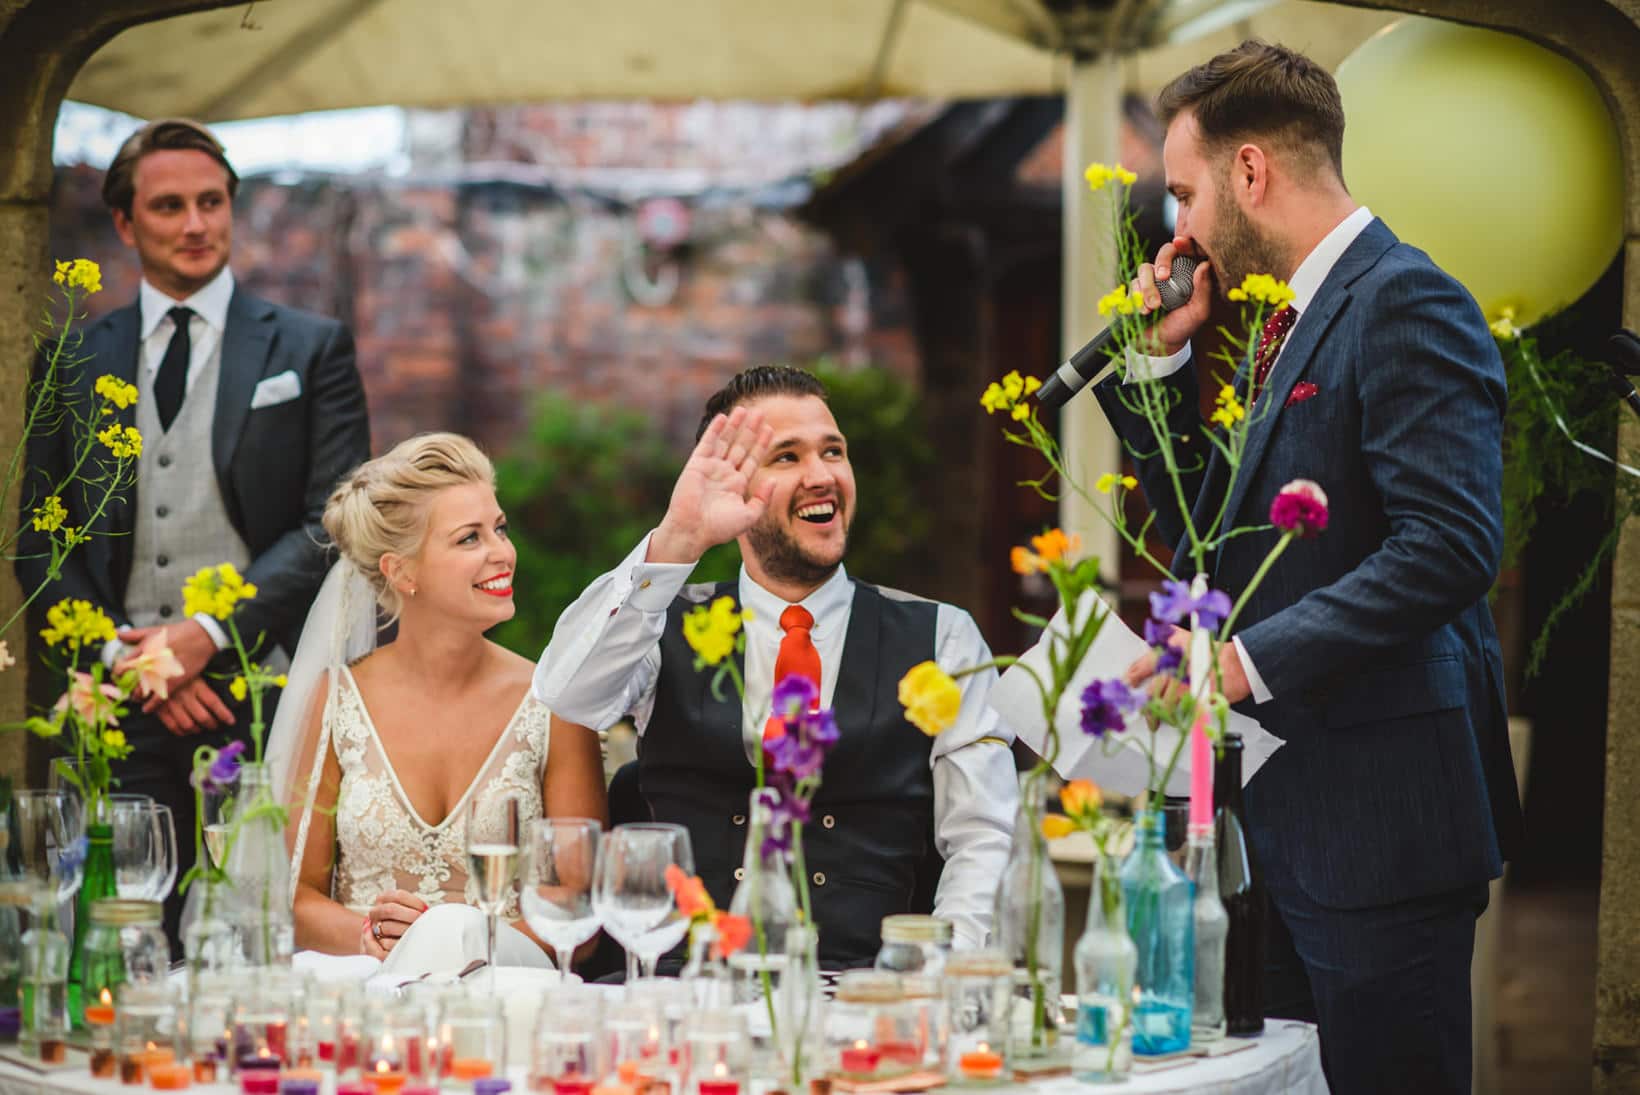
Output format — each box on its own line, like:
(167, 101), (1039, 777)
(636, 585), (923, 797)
(1133, 237), (1215, 357)
(648, 406), (775, 565)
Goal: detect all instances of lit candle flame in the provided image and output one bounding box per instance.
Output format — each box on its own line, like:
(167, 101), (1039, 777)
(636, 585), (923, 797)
(713, 1061), (728, 1079)
(99, 988), (112, 1006)
(377, 1059), (390, 1074)
(854, 1040), (869, 1051)
(976, 1042), (990, 1055)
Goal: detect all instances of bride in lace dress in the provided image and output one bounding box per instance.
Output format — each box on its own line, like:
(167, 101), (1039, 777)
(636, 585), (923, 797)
(273, 433), (607, 958)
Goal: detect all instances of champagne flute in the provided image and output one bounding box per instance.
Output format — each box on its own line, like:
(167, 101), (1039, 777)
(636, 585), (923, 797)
(466, 793), (521, 993)
(520, 818), (602, 975)
(592, 823), (693, 982)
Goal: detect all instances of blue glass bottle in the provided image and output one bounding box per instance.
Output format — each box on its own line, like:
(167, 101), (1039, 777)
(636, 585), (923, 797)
(1119, 808), (1194, 1055)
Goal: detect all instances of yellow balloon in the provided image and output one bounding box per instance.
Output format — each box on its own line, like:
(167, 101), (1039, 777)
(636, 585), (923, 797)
(1336, 17), (1623, 330)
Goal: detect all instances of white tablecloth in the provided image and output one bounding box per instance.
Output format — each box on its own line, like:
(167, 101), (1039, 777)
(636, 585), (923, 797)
(0, 1020), (1325, 1095)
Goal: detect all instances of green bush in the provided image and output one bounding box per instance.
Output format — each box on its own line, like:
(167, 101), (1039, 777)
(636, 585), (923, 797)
(490, 364), (935, 658)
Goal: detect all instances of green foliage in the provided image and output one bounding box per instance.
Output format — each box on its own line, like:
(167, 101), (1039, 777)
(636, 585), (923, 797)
(489, 364), (936, 658)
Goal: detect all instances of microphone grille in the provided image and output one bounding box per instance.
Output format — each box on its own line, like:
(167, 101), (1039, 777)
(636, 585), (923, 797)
(1157, 255), (1198, 312)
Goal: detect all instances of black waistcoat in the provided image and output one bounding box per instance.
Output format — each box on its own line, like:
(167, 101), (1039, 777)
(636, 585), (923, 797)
(640, 579), (940, 969)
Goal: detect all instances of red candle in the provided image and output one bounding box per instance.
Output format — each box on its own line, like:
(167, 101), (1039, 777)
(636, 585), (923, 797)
(698, 1082), (739, 1095)
(876, 1039), (921, 1066)
(317, 1041), (336, 1063)
(555, 1079), (595, 1095)
(1188, 712), (1213, 833)
(840, 1040), (881, 1074)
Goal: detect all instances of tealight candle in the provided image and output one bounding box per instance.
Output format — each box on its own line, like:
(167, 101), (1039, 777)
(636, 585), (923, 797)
(554, 1079), (594, 1095)
(451, 1056), (495, 1080)
(149, 1062), (194, 1089)
(697, 1083), (738, 1095)
(192, 1058), (219, 1085)
(86, 987), (118, 1027)
(957, 1046), (1003, 1080)
(839, 1041), (881, 1075)
(240, 1073), (279, 1095)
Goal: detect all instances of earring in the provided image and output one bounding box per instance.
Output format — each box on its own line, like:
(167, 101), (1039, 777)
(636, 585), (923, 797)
(408, 585), (417, 597)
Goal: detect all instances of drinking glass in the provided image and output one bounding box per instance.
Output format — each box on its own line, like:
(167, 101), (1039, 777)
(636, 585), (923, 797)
(466, 792), (521, 994)
(109, 794), (161, 900)
(148, 805), (178, 902)
(12, 790), (85, 916)
(593, 823), (693, 981)
(520, 817), (601, 975)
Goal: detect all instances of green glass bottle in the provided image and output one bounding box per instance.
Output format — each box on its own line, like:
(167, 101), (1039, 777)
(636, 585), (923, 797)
(67, 795), (117, 1026)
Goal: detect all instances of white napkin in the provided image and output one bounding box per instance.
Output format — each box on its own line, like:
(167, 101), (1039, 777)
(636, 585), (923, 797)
(990, 591), (1284, 796)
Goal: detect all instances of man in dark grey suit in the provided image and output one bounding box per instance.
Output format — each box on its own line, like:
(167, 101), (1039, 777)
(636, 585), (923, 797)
(18, 119), (371, 945)
(1097, 42), (1522, 1094)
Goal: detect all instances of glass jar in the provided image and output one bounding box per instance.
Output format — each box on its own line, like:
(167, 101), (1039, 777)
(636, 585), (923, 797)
(827, 971), (920, 1081)
(438, 995), (506, 1087)
(80, 898), (167, 1010)
(530, 986), (603, 1091)
(874, 915), (953, 978)
(900, 974), (946, 1073)
(682, 1010), (748, 1095)
(232, 978), (293, 1071)
(19, 923), (70, 1063)
(942, 950), (1010, 1088)
(183, 971), (235, 1085)
(114, 980), (178, 1084)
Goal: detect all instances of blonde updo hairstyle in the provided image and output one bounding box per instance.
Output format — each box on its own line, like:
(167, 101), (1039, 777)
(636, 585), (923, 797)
(323, 433), (496, 618)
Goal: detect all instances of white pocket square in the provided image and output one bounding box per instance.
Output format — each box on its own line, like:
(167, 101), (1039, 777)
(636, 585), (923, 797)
(250, 370), (302, 409)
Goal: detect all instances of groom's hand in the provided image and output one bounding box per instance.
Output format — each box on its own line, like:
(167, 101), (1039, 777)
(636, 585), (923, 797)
(649, 405), (775, 565)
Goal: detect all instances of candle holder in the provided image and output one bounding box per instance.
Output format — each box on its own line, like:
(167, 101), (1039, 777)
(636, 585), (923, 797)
(826, 972), (918, 1081)
(20, 923), (70, 1063)
(183, 971), (234, 1084)
(364, 999), (434, 1082)
(600, 997), (670, 1090)
(900, 974), (946, 1073)
(682, 1011), (747, 1095)
(529, 987), (603, 1092)
(437, 994), (505, 1088)
(873, 916), (954, 979)
(942, 951), (1010, 1087)
(233, 979), (295, 1072)
(86, 984), (117, 1078)
(114, 980), (178, 1085)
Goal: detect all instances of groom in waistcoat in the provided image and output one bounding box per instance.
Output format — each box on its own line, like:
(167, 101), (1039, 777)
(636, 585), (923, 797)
(18, 119), (371, 948)
(535, 366), (1018, 968)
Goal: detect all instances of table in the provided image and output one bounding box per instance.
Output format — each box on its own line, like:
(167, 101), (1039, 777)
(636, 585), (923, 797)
(0, 1020), (1325, 1095)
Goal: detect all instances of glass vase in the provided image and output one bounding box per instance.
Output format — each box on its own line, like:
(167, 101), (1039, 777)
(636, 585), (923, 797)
(221, 763), (293, 967)
(728, 791), (798, 1008)
(1186, 828), (1227, 1044)
(1072, 856), (1136, 1082)
(993, 785), (1066, 1068)
(1119, 808), (1193, 1056)
(181, 873), (240, 979)
(773, 923), (822, 1088)
(67, 794), (116, 1026)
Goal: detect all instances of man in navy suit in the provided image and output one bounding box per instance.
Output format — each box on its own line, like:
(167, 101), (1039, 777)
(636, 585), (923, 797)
(18, 119), (370, 946)
(1096, 41), (1522, 1094)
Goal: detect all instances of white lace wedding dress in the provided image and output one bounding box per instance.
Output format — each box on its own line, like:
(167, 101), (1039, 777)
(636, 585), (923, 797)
(326, 665), (551, 919)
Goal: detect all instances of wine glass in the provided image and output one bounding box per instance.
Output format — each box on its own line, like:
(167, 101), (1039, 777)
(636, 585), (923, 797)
(148, 805), (178, 902)
(466, 792), (521, 993)
(592, 823), (693, 981)
(110, 794), (161, 900)
(11, 790), (85, 919)
(520, 818), (602, 975)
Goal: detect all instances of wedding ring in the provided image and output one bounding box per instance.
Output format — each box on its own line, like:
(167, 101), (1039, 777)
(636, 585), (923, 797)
(372, 920), (383, 942)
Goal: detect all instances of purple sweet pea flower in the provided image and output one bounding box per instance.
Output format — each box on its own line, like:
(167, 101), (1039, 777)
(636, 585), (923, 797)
(756, 786), (812, 860)
(1192, 589), (1232, 633)
(191, 740), (246, 794)
(1148, 580), (1196, 625)
(771, 673), (819, 720)
(1155, 644), (1183, 678)
(1079, 678), (1142, 738)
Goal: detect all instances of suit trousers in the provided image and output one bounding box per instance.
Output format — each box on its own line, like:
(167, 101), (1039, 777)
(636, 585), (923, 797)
(116, 679), (258, 958)
(1262, 846), (1489, 1095)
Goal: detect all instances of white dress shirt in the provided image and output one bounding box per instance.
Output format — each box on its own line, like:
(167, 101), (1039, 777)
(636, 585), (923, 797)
(534, 531), (1021, 951)
(1128, 206), (1375, 703)
(101, 267), (238, 667)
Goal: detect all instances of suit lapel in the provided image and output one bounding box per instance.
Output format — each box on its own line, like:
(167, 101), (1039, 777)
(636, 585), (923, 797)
(1214, 220), (1397, 535)
(212, 289), (276, 487)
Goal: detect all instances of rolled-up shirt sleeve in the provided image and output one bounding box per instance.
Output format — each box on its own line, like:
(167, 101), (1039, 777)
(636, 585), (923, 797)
(928, 604), (1020, 951)
(532, 530), (694, 734)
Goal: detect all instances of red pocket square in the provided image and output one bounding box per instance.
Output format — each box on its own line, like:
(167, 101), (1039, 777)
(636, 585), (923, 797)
(1285, 382), (1319, 407)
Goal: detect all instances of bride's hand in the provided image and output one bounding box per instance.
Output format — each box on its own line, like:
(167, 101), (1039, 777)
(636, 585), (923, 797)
(366, 890), (429, 953)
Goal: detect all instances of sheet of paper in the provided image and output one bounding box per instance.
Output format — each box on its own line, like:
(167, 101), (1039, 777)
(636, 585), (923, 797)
(989, 591), (1284, 797)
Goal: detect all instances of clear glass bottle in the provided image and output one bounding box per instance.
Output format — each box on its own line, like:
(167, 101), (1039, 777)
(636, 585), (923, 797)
(20, 923), (70, 1062)
(993, 786), (1065, 1067)
(1119, 807), (1193, 1056)
(1186, 827), (1227, 1044)
(1072, 859), (1136, 1082)
(222, 763), (294, 967)
(727, 791), (796, 1008)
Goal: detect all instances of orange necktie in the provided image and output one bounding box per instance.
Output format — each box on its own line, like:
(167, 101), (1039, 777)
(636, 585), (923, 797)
(764, 605), (821, 742)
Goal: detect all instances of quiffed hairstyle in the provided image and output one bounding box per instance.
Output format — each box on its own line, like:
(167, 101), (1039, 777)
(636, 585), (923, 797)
(102, 118), (240, 216)
(696, 366), (828, 440)
(323, 433), (495, 617)
(1156, 39), (1346, 181)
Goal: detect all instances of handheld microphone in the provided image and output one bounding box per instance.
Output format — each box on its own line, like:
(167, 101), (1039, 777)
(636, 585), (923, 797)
(1036, 255), (1199, 411)
(1603, 330), (1640, 420)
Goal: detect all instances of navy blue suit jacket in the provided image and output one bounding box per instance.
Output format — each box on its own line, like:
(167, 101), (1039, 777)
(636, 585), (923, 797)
(1096, 218), (1523, 910)
(17, 288), (371, 657)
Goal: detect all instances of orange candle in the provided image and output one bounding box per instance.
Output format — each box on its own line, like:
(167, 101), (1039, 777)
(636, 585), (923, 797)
(449, 1057), (494, 1080)
(369, 1065), (407, 1094)
(957, 1046), (1004, 1079)
(87, 987), (117, 1026)
(147, 1062), (193, 1089)
(141, 1046), (177, 1070)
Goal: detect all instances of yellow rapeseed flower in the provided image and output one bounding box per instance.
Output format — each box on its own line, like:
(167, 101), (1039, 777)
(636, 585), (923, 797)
(1226, 273), (1295, 309)
(97, 424), (143, 460)
(94, 374), (139, 410)
(1488, 306), (1521, 342)
(683, 595), (747, 667)
(101, 729), (127, 752)
(1095, 473), (1139, 494)
(181, 563), (259, 621)
(274, 674), (288, 688)
(979, 371), (1041, 418)
(31, 495), (67, 534)
(1084, 162), (1138, 192)
(1096, 284), (1139, 318)
(229, 677), (248, 702)
(61, 258), (102, 295)
(1210, 383), (1246, 430)
(1041, 815), (1076, 840)
(898, 661), (962, 737)
(40, 598), (117, 651)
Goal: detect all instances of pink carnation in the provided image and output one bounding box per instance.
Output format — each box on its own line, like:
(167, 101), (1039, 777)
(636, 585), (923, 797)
(1270, 479), (1329, 538)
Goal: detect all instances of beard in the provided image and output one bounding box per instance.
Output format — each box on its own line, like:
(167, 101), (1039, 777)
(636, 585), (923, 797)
(745, 511), (850, 589)
(1205, 186), (1288, 300)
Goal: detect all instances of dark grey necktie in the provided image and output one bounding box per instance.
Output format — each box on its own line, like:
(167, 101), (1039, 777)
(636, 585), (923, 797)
(154, 306), (194, 431)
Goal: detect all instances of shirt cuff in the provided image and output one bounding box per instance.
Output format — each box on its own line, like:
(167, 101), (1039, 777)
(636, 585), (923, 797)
(1123, 342), (1192, 382)
(1232, 635), (1273, 704)
(100, 639), (126, 670)
(627, 531), (697, 613)
(193, 613), (230, 652)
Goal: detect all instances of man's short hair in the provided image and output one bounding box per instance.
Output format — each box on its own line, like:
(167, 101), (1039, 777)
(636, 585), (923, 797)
(1155, 39), (1346, 181)
(696, 366), (828, 441)
(102, 118), (239, 216)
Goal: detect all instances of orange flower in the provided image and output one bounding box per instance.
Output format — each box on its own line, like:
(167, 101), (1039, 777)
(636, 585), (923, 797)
(1060, 779), (1102, 822)
(1041, 815), (1075, 840)
(1010, 546), (1039, 575)
(665, 864), (713, 919)
(1030, 528), (1080, 564)
(712, 912), (752, 958)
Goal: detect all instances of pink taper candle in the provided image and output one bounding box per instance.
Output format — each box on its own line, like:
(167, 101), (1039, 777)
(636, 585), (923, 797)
(1189, 712), (1213, 833)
